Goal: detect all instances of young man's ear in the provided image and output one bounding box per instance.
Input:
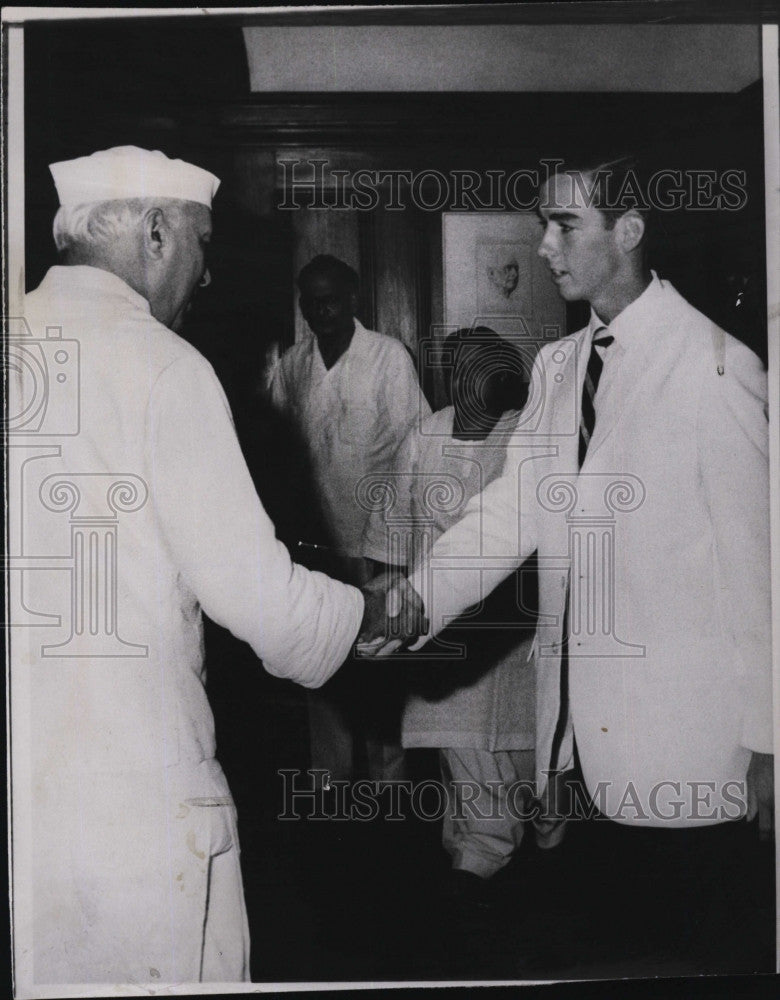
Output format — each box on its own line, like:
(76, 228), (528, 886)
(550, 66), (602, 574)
(143, 207), (169, 260)
(617, 210), (646, 254)
(348, 290), (359, 315)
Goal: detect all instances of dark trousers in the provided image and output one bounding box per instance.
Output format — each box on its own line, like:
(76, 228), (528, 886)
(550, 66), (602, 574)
(550, 777), (776, 972)
(308, 656), (408, 784)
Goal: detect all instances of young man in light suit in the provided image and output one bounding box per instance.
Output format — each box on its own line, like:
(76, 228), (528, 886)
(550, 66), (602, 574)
(362, 155), (774, 965)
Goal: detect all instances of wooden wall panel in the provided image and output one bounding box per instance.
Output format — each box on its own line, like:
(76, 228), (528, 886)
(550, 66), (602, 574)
(231, 149), (277, 219)
(372, 208), (421, 352)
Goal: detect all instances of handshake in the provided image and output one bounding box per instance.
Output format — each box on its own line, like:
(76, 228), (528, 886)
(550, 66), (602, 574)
(356, 571), (429, 656)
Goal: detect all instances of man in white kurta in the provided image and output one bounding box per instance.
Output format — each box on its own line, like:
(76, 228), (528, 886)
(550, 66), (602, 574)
(362, 328), (560, 883)
(12, 148), (364, 986)
(270, 281), (429, 562)
(271, 255), (430, 782)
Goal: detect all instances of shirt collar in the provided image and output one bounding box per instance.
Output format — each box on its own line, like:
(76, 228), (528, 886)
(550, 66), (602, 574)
(38, 265), (152, 315)
(587, 270), (664, 349)
(309, 317), (368, 368)
(348, 318), (368, 352)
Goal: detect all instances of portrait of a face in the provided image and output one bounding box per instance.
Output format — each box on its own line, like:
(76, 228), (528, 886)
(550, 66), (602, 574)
(476, 240), (533, 316)
(486, 256), (520, 298)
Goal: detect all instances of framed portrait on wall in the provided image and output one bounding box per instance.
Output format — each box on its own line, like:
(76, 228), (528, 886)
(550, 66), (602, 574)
(442, 211), (567, 342)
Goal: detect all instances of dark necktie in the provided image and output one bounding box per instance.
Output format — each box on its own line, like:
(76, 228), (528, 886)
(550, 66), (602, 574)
(578, 329), (614, 467)
(549, 328), (614, 774)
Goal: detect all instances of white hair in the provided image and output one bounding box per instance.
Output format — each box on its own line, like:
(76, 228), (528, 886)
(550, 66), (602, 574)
(52, 198), (187, 255)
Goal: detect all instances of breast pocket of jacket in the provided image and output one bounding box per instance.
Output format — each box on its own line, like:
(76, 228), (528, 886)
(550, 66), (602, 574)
(337, 400), (380, 449)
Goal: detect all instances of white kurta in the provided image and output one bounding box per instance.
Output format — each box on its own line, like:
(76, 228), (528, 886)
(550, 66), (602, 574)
(410, 274), (772, 827)
(363, 406), (535, 751)
(13, 266), (363, 984)
(270, 321), (430, 558)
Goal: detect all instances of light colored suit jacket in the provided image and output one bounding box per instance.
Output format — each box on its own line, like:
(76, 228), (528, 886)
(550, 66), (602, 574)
(411, 274), (772, 826)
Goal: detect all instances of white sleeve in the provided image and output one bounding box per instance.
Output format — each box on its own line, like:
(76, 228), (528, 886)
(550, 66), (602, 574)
(408, 346), (549, 638)
(381, 343), (431, 442)
(409, 444), (538, 640)
(146, 354), (363, 687)
(697, 341), (773, 753)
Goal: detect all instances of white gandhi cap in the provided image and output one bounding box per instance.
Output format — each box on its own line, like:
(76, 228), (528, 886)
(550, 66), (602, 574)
(49, 145), (221, 209)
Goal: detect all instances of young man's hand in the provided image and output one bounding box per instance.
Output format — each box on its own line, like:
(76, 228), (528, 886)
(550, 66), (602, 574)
(746, 752), (774, 841)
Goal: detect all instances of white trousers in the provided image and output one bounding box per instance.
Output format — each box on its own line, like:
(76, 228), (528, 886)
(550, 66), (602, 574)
(32, 764), (250, 985)
(440, 747), (564, 878)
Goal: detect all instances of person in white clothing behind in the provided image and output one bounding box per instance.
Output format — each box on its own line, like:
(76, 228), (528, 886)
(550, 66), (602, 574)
(14, 147), (371, 986)
(271, 254), (431, 788)
(360, 153), (774, 966)
(363, 327), (564, 901)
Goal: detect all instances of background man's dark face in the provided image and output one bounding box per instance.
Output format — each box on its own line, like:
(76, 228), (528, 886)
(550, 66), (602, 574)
(298, 272), (355, 341)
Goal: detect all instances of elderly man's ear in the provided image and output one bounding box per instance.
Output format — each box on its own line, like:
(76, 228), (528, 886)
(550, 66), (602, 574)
(143, 207), (172, 261)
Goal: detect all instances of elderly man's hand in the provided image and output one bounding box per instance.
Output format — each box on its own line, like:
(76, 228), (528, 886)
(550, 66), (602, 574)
(357, 571), (429, 656)
(746, 752), (774, 841)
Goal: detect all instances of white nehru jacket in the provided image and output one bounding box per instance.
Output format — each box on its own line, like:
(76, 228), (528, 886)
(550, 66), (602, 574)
(14, 264), (363, 984)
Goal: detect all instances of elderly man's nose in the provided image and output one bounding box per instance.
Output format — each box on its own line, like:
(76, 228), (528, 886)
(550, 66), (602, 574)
(198, 268), (211, 289)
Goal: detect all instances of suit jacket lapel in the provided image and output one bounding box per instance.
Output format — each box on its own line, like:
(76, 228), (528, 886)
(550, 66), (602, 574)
(582, 276), (676, 466)
(581, 343), (629, 464)
(547, 329), (588, 472)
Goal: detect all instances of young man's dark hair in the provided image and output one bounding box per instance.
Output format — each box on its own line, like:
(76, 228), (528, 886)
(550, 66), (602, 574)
(547, 152), (652, 235)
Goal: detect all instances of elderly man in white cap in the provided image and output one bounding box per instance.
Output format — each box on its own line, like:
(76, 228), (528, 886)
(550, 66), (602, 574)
(17, 147), (368, 985)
